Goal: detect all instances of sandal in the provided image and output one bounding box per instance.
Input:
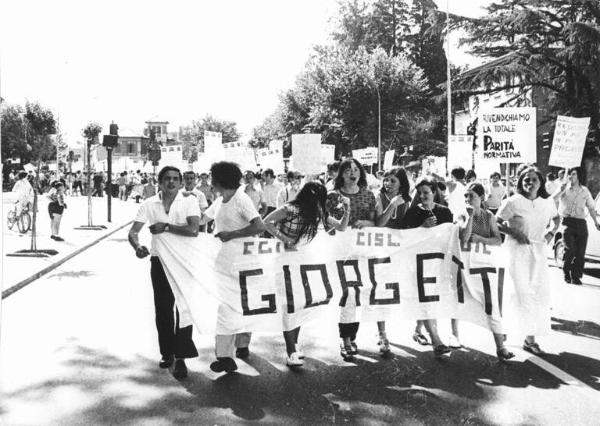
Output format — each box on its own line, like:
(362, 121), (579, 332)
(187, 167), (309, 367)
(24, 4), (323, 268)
(496, 347), (515, 362)
(523, 340), (545, 356)
(378, 336), (391, 355)
(433, 344), (451, 358)
(340, 343), (354, 360)
(412, 332), (429, 346)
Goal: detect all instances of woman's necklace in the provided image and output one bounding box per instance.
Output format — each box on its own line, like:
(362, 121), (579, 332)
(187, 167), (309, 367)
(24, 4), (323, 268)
(383, 192), (399, 219)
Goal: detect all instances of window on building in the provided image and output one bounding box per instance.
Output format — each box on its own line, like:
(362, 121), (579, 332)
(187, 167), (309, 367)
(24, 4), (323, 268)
(128, 143), (135, 154)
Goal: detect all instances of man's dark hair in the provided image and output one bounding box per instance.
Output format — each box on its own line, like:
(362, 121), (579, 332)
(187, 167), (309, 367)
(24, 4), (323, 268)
(211, 161), (242, 190)
(263, 168), (275, 178)
(567, 167), (585, 184)
(18, 171), (28, 179)
(327, 161), (341, 173)
(450, 167), (466, 180)
(158, 166), (182, 184)
(183, 171), (196, 179)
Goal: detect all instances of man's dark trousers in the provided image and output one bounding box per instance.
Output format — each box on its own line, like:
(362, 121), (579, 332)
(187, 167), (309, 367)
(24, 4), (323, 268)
(150, 256), (198, 359)
(562, 217), (589, 280)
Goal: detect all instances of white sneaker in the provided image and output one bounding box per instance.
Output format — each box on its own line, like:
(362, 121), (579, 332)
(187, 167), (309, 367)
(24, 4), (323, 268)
(286, 352), (304, 367)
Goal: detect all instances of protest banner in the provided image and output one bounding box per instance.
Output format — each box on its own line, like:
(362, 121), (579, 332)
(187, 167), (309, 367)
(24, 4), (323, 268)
(153, 224), (536, 336)
(476, 107), (537, 164)
(448, 135), (473, 171)
(320, 144), (335, 172)
(223, 141), (257, 171)
(353, 147), (378, 165)
(292, 134), (322, 174)
(204, 130), (223, 163)
(548, 115), (590, 168)
(257, 145), (285, 174)
(383, 150), (395, 171)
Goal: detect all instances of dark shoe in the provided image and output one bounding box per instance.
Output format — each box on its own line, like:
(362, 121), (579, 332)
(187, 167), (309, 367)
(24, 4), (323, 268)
(349, 340), (358, 355)
(235, 347), (250, 359)
(172, 358), (188, 379)
(50, 235), (57, 240)
(159, 355), (174, 369)
(210, 357), (238, 373)
(571, 277), (582, 285)
(433, 345), (451, 358)
(496, 347), (515, 363)
(563, 273), (572, 284)
(412, 332), (429, 346)
(523, 340), (545, 356)
(340, 344), (354, 361)
(54, 236), (64, 242)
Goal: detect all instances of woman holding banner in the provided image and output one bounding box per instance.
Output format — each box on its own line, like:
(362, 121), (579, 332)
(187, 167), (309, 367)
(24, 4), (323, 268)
(459, 183), (514, 361)
(496, 166), (560, 355)
(375, 167), (411, 355)
(331, 158), (377, 360)
(401, 177), (453, 358)
(264, 181), (350, 366)
(200, 161), (266, 373)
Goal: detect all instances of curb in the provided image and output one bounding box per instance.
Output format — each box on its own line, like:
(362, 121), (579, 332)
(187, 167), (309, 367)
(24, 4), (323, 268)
(2, 220), (134, 299)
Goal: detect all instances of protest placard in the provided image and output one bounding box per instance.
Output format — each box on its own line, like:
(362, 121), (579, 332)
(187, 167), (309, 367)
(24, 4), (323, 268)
(204, 130), (223, 162)
(476, 107), (536, 164)
(448, 135), (473, 171)
(320, 144), (335, 171)
(383, 150), (395, 170)
(352, 147), (378, 165)
(548, 115), (590, 168)
(291, 134), (322, 174)
(257, 145), (285, 174)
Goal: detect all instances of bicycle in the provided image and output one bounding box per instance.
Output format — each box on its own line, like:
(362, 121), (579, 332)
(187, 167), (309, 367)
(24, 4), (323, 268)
(7, 203), (32, 234)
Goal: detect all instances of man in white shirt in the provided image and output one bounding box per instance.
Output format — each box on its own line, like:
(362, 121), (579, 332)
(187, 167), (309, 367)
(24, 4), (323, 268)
(128, 166), (200, 379)
(277, 170), (303, 207)
(182, 171), (209, 212)
(486, 172), (506, 215)
(261, 168), (283, 216)
(243, 170), (266, 215)
(12, 171), (34, 215)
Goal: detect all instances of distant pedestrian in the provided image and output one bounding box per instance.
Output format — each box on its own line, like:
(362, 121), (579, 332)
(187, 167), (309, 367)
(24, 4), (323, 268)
(48, 181), (67, 241)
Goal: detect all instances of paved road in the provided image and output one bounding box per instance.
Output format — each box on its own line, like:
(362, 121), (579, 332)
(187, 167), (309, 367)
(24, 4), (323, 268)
(1, 227), (599, 425)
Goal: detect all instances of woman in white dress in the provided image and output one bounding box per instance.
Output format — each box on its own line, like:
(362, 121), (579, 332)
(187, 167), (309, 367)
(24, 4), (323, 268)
(496, 166), (560, 355)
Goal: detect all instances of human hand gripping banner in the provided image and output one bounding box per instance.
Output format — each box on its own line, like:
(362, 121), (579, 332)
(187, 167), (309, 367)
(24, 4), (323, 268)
(153, 224), (539, 336)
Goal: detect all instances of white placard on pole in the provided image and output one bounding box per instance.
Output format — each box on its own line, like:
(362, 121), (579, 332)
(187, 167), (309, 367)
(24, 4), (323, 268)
(352, 147), (378, 165)
(291, 134), (322, 174)
(476, 107), (537, 165)
(204, 131), (223, 162)
(383, 150), (395, 170)
(448, 135), (473, 171)
(320, 144), (335, 172)
(548, 115), (590, 168)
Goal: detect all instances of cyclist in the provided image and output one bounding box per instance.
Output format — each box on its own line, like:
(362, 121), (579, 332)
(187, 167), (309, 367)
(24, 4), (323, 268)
(12, 171), (34, 215)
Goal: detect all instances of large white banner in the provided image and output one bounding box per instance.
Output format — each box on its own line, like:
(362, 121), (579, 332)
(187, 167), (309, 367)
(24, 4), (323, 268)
(204, 130), (223, 163)
(257, 145), (285, 174)
(477, 107), (537, 165)
(292, 134), (322, 174)
(152, 224), (541, 336)
(223, 141), (257, 171)
(548, 115), (590, 168)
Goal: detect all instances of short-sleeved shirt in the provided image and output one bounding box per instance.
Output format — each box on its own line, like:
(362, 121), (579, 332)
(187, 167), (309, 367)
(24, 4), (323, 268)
(338, 187), (377, 224)
(277, 185), (299, 208)
(134, 190), (201, 255)
(244, 184), (264, 211)
(401, 203), (453, 229)
(262, 182), (283, 208)
(204, 187), (260, 233)
(486, 183), (506, 209)
(497, 193), (557, 244)
(196, 183), (215, 204)
(557, 185), (595, 219)
(182, 188), (209, 211)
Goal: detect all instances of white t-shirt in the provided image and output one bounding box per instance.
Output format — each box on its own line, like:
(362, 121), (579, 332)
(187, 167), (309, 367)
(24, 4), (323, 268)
(182, 188), (209, 210)
(204, 187), (260, 233)
(134, 190), (201, 255)
(497, 193), (557, 244)
(486, 183), (506, 209)
(12, 179), (34, 205)
(447, 181), (467, 217)
(262, 182), (283, 208)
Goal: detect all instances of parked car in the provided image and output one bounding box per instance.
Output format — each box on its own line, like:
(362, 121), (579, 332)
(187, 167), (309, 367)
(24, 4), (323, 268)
(553, 193), (600, 267)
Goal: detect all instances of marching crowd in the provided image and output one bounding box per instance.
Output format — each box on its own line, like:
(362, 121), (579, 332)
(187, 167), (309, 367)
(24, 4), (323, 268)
(125, 158), (598, 379)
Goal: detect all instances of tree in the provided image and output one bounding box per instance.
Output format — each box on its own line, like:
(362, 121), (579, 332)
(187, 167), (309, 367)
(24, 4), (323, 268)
(180, 115), (241, 161)
(1, 104), (28, 164)
(442, 0), (600, 154)
(24, 101), (57, 252)
(81, 122), (102, 227)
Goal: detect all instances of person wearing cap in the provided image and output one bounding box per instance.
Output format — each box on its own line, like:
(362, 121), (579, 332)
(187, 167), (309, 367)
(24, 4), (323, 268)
(277, 170), (303, 208)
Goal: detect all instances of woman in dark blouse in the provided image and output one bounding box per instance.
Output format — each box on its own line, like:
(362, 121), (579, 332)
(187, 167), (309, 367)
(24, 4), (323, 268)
(401, 177), (453, 357)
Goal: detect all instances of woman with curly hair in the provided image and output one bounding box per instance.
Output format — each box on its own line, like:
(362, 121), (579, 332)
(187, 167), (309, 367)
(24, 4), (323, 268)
(264, 181), (350, 366)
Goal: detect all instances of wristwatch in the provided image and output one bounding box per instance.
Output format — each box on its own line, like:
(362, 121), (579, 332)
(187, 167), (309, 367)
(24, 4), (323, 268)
(164, 224), (170, 233)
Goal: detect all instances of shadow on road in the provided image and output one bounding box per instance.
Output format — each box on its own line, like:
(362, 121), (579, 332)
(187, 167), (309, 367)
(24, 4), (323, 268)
(551, 317), (600, 340)
(0, 339), (573, 425)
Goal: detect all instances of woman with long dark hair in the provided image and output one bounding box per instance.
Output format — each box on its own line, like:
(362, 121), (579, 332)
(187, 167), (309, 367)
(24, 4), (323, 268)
(459, 182), (513, 361)
(264, 181), (350, 366)
(496, 166), (560, 355)
(329, 158), (377, 360)
(374, 167), (411, 355)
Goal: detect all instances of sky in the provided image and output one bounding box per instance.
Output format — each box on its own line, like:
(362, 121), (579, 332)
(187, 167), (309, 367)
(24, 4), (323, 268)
(0, 0), (491, 147)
